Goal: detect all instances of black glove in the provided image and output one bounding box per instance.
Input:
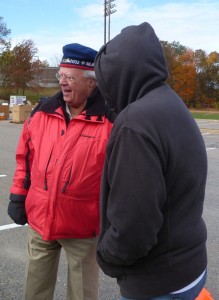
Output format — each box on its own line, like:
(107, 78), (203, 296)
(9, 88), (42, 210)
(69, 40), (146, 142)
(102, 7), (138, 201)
(8, 200), (27, 225)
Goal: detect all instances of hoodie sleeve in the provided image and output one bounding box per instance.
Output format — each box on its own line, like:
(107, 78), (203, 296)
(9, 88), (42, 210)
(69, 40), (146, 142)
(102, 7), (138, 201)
(97, 125), (167, 266)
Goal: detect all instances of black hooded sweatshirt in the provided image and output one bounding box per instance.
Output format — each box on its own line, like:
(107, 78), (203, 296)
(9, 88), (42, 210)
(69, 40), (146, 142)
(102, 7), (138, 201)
(94, 22), (207, 298)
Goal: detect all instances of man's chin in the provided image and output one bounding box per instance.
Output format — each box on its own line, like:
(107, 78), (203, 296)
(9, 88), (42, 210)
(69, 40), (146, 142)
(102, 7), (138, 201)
(63, 97), (71, 103)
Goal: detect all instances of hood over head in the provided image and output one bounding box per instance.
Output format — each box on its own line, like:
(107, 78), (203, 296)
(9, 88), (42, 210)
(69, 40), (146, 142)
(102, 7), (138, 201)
(94, 22), (169, 114)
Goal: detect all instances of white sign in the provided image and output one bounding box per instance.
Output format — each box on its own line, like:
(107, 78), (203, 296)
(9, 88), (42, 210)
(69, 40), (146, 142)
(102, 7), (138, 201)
(10, 95), (26, 107)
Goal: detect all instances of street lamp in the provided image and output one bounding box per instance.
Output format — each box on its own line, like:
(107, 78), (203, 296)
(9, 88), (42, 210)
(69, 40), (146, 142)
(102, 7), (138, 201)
(104, 0), (116, 44)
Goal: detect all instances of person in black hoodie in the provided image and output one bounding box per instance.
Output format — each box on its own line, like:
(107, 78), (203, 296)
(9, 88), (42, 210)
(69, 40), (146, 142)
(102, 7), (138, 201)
(94, 22), (208, 299)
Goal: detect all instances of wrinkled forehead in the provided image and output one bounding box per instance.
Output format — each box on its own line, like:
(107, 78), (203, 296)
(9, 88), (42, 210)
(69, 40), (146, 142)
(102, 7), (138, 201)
(59, 67), (84, 76)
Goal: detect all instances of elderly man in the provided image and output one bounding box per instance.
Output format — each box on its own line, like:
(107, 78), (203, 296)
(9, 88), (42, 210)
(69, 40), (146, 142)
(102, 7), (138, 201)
(8, 43), (115, 300)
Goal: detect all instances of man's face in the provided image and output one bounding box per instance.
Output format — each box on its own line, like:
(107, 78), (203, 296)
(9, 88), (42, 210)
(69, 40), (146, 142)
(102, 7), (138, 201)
(58, 67), (96, 109)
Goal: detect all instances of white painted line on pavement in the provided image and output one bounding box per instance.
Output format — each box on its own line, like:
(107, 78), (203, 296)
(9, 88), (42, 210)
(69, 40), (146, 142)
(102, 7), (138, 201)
(0, 223), (27, 231)
(0, 147), (216, 231)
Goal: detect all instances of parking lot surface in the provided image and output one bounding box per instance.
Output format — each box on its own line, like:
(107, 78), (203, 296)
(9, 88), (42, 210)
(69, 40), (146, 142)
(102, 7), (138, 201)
(0, 119), (218, 300)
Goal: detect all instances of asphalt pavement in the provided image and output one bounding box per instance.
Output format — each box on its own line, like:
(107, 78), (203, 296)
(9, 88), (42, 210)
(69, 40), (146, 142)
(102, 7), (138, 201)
(0, 118), (218, 300)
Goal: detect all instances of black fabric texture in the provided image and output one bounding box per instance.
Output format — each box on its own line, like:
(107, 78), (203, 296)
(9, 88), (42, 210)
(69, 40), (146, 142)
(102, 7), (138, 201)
(94, 22), (208, 297)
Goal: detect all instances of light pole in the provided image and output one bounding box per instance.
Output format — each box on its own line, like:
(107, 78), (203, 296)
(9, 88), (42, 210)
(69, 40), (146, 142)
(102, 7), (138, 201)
(104, 0), (107, 44)
(104, 0), (116, 44)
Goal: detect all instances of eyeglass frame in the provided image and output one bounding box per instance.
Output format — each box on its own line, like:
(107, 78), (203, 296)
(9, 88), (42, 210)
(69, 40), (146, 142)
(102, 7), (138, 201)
(55, 72), (80, 82)
(56, 70), (96, 83)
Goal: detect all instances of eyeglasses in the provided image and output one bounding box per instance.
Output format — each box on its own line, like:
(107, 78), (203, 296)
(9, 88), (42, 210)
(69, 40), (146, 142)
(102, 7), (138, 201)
(55, 73), (78, 82)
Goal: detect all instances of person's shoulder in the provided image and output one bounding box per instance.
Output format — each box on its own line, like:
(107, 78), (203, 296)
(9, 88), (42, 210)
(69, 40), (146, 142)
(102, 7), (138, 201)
(39, 96), (49, 103)
(31, 91), (62, 117)
(92, 88), (117, 123)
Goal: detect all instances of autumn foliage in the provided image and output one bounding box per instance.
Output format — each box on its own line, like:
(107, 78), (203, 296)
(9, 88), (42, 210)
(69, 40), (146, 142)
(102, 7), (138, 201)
(0, 16), (219, 108)
(161, 41), (219, 109)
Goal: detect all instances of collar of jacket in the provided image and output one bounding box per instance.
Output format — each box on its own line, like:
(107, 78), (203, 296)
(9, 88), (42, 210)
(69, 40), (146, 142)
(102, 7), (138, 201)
(30, 87), (107, 124)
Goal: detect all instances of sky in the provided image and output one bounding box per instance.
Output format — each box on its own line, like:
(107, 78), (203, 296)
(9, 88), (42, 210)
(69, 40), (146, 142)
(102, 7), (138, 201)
(0, 0), (219, 66)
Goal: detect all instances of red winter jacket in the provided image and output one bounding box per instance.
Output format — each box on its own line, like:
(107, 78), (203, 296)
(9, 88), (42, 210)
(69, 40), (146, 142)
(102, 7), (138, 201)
(10, 89), (114, 240)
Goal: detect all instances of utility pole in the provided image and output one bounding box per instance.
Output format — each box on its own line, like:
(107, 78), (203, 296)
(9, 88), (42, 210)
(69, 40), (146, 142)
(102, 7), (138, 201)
(104, 0), (107, 45)
(104, 0), (116, 44)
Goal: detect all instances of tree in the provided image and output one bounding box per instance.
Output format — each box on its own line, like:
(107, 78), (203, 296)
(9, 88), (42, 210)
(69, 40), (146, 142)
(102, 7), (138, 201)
(0, 48), (15, 95)
(10, 39), (44, 94)
(0, 17), (11, 52)
(0, 39), (44, 96)
(161, 41), (187, 88)
(161, 41), (219, 108)
(206, 52), (219, 104)
(161, 41), (196, 105)
(171, 49), (196, 107)
(194, 50), (219, 107)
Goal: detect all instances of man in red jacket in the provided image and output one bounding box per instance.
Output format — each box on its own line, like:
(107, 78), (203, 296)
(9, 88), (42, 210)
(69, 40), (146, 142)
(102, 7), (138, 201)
(8, 43), (115, 300)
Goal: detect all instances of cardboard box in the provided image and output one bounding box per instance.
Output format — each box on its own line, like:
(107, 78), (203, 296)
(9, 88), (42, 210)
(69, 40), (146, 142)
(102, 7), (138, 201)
(0, 105), (10, 120)
(12, 105), (35, 123)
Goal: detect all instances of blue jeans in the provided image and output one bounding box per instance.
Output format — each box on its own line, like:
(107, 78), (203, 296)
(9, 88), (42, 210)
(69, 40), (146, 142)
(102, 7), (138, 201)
(120, 270), (207, 300)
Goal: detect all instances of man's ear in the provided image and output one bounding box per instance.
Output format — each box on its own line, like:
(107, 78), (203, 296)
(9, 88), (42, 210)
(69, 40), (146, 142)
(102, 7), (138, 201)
(89, 78), (97, 89)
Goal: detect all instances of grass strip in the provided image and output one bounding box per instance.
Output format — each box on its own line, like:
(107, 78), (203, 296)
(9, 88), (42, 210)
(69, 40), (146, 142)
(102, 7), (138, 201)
(191, 111), (219, 120)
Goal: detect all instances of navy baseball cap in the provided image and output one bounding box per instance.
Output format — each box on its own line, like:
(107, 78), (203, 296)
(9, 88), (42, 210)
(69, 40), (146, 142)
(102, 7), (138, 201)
(59, 43), (97, 70)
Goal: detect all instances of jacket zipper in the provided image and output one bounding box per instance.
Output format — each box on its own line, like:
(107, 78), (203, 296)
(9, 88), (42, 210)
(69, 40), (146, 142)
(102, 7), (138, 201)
(43, 144), (55, 190)
(61, 168), (72, 193)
